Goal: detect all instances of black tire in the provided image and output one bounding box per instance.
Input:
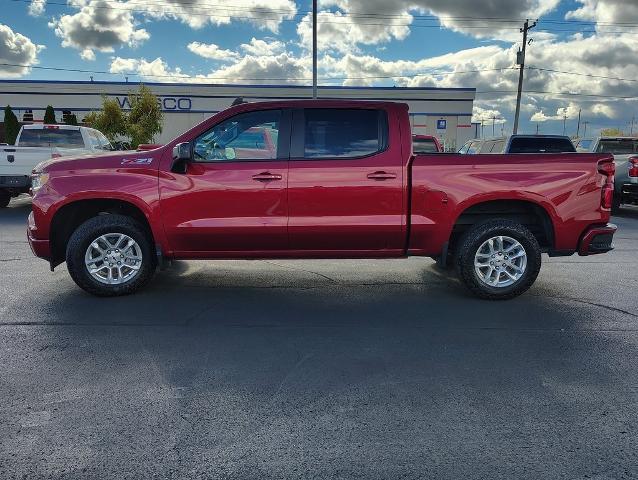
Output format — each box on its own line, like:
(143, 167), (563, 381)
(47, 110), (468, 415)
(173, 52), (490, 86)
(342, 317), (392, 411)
(611, 193), (621, 215)
(66, 214), (156, 296)
(0, 194), (10, 208)
(455, 219), (542, 300)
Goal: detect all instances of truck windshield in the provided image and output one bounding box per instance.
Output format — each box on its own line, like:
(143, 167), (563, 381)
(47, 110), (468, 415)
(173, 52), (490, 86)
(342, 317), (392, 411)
(413, 139), (439, 153)
(19, 129), (84, 148)
(596, 139), (638, 154)
(508, 137), (576, 153)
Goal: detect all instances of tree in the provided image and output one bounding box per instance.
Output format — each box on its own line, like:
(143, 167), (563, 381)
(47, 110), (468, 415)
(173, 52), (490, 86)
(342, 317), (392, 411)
(600, 127), (624, 136)
(65, 114), (79, 126)
(43, 105), (57, 124)
(126, 85), (163, 148)
(4, 105), (20, 145)
(84, 97), (127, 142)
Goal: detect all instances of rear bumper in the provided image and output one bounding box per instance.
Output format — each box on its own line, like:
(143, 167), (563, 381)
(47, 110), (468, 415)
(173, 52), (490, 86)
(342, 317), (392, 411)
(27, 211), (51, 260)
(0, 175), (30, 194)
(578, 223), (617, 256)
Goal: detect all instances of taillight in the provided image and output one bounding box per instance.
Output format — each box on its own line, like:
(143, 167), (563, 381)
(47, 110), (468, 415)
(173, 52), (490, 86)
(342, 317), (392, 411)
(629, 156), (638, 177)
(598, 159), (615, 210)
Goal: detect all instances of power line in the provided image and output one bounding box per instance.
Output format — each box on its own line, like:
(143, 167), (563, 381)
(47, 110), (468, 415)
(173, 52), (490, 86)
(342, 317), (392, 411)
(527, 66), (638, 83)
(0, 61), (516, 81)
(13, 0), (638, 27)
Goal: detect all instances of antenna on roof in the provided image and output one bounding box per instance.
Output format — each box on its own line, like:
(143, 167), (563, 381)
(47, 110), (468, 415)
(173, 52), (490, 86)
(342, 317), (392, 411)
(231, 97), (247, 106)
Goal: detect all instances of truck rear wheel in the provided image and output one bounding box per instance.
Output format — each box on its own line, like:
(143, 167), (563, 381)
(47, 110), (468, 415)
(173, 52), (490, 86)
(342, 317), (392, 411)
(0, 194), (10, 208)
(455, 219), (541, 300)
(66, 214), (156, 296)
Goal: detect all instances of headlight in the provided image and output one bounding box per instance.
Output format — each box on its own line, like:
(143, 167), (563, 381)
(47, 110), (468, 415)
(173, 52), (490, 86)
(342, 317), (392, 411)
(31, 172), (50, 192)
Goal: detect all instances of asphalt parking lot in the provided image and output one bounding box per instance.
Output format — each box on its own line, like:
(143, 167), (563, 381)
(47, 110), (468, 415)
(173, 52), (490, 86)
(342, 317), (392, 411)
(1, 195), (637, 479)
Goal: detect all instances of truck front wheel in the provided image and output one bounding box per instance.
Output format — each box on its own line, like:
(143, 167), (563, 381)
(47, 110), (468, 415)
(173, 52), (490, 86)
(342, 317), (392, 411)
(455, 219), (541, 300)
(66, 214), (156, 296)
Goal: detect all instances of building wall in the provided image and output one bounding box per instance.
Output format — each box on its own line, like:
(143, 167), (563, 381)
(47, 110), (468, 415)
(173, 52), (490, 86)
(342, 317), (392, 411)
(0, 81), (477, 150)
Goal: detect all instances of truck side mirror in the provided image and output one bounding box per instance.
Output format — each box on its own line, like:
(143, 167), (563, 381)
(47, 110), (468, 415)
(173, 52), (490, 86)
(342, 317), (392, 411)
(171, 142), (192, 174)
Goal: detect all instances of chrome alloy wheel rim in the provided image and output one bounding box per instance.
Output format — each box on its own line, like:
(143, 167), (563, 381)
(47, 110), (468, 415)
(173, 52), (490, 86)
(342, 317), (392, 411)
(84, 233), (143, 285)
(474, 235), (527, 288)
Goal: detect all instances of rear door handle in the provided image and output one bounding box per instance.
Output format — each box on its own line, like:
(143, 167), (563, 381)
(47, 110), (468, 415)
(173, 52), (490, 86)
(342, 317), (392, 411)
(252, 172), (283, 182)
(367, 171), (397, 180)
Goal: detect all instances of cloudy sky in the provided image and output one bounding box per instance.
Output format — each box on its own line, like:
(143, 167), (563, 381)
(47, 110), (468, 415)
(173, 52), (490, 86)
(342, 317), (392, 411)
(2, 0), (638, 135)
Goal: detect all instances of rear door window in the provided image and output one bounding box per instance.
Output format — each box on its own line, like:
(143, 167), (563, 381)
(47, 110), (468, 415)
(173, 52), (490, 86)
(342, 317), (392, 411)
(508, 137), (576, 153)
(19, 128), (85, 148)
(302, 109), (387, 159)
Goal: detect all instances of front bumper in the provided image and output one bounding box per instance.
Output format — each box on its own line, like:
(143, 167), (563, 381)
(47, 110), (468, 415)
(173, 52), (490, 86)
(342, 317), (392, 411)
(27, 211), (51, 260)
(578, 223), (617, 256)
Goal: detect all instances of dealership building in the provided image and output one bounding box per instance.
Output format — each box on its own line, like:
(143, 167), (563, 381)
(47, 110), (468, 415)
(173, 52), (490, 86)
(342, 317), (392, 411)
(0, 80), (478, 150)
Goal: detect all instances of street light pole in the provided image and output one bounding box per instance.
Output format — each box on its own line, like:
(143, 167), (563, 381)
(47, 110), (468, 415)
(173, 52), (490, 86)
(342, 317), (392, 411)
(513, 19), (536, 134)
(312, 0), (317, 99)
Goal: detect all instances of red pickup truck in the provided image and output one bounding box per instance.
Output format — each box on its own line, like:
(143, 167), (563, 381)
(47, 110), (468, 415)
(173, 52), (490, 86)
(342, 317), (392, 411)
(28, 100), (616, 299)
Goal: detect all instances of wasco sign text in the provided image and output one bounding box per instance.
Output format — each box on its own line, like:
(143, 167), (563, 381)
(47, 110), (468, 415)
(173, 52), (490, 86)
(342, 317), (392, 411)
(114, 96), (192, 111)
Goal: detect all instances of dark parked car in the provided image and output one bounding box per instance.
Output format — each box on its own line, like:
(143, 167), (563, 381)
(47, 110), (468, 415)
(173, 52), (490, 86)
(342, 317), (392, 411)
(459, 135), (576, 154)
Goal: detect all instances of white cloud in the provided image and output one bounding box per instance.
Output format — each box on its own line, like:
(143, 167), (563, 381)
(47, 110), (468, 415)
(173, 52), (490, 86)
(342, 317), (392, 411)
(28, 0), (46, 16)
(109, 52), (309, 85)
(140, 0), (297, 32)
(80, 48), (96, 61)
(187, 42), (239, 61)
(0, 24), (44, 78)
(109, 56), (186, 80)
(473, 106), (507, 124)
(297, 10), (411, 54)
(240, 37), (285, 56)
(530, 103), (580, 122)
(49, 0), (149, 59)
(310, 0), (560, 47)
(566, 0), (638, 25)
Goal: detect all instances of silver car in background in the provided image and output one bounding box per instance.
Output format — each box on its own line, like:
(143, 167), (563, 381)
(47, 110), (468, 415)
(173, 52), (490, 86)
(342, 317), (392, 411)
(578, 137), (638, 211)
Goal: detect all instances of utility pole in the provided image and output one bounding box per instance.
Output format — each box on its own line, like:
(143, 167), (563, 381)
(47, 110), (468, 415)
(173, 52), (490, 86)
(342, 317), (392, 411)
(513, 19), (537, 134)
(312, 0), (317, 99)
(583, 121), (589, 137)
(490, 115), (503, 136)
(630, 116), (635, 135)
(563, 112), (567, 135)
(576, 108), (581, 137)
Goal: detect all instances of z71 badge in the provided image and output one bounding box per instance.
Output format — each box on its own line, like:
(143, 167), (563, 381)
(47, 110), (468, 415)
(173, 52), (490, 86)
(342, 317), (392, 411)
(121, 157), (153, 165)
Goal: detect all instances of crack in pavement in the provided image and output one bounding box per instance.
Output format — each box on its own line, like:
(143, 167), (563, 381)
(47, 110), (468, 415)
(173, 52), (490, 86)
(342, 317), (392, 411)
(260, 260), (340, 283)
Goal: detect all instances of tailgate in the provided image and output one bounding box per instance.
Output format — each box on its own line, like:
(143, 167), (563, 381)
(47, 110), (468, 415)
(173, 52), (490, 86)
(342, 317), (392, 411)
(0, 147), (53, 176)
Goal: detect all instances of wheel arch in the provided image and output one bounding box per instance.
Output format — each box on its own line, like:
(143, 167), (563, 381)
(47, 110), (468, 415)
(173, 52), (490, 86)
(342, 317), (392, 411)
(49, 197), (158, 268)
(448, 197), (556, 256)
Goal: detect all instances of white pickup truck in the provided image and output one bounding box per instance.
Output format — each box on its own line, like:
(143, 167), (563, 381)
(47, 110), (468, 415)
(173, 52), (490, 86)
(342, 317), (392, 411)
(0, 124), (113, 207)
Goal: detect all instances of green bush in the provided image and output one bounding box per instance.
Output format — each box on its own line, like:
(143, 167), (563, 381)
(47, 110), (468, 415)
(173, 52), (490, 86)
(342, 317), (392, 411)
(44, 105), (57, 124)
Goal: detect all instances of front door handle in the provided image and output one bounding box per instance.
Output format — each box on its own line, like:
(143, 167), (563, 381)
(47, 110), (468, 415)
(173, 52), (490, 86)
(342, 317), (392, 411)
(367, 171), (397, 180)
(252, 172), (283, 182)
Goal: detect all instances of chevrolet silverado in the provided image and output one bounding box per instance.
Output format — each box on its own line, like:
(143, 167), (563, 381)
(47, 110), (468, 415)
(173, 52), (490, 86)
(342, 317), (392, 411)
(28, 100), (617, 299)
